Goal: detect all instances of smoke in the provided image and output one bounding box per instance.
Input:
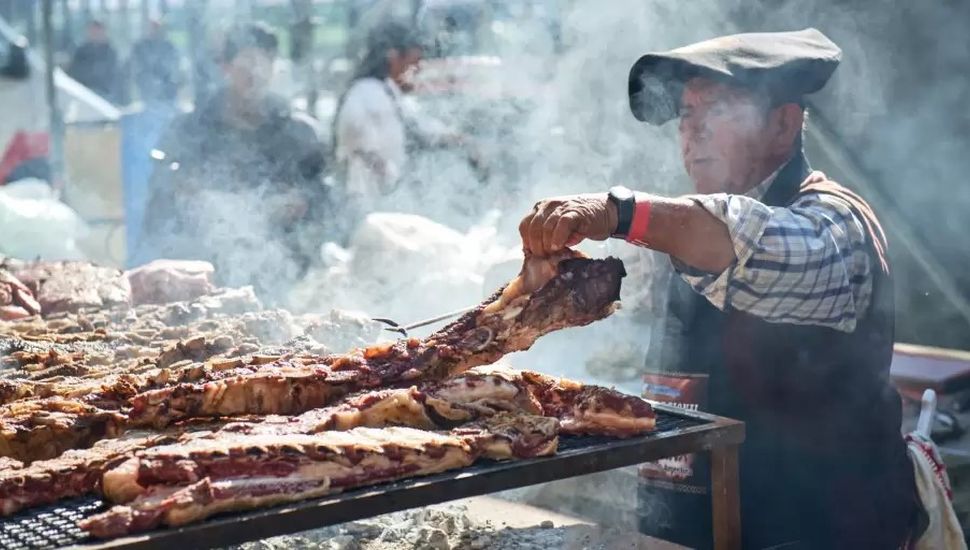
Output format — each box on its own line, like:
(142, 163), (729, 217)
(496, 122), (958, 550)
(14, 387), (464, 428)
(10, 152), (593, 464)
(730, 1), (970, 347)
(287, 0), (753, 386)
(3, 1), (964, 544)
(336, 0), (749, 388)
(302, 0), (968, 539)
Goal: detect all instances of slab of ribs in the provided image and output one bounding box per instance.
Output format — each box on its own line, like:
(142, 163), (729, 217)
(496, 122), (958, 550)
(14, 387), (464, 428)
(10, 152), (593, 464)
(0, 251), (657, 540)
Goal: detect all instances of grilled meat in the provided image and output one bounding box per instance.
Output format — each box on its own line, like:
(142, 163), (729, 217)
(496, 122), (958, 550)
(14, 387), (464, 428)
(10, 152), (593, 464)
(3, 260), (131, 315)
(417, 251), (626, 380)
(82, 413), (558, 537)
(216, 368), (654, 438)
(129, 359), (361, 429)
(125, 260), (215, 306)
(0, 398), (126, 462)
(0, 253), (649, 537)
(0, 269), (41, 321)
(0, 457), (23, 471)
(128, 253), (625, 428)
(515, 370), (657, 437)
(0, 432), (176, 516)
(424, 367), (656, 437)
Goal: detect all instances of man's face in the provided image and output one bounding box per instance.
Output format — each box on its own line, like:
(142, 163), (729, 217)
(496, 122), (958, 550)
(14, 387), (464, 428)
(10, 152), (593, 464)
(224, 47), (275, 102)
(678, 77), (777, 195)
(389, 47), (423, 92)
(87, 24), (107, 43)
(147, 20), (164, 39)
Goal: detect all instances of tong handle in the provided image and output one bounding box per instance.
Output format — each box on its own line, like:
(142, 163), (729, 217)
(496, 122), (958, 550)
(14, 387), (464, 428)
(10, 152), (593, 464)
(374, 306), (477, 338)
(916, 388), (938, 439)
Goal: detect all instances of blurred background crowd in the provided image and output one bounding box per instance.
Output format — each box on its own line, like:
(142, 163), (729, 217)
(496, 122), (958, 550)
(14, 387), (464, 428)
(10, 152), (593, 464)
(1, 0), (969, 389)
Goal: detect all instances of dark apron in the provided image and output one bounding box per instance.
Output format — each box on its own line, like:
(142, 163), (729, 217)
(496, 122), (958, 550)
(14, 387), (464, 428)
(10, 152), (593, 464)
(637, 155), (809, 550)
(636, 153), (916, 549)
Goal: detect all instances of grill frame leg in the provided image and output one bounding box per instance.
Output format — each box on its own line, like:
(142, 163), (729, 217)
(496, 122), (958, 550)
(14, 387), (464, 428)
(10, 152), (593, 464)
(711, 444), (741, 550)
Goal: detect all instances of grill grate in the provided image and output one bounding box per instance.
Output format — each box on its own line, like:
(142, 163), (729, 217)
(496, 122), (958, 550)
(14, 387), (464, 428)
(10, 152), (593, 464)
(0, 409), (710, 550)
(0, 497), (105, 550)
(557, 411), (706, 452)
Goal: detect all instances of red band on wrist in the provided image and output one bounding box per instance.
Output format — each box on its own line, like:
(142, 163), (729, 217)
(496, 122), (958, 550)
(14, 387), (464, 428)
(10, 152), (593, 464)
(626, 197), (652, 245)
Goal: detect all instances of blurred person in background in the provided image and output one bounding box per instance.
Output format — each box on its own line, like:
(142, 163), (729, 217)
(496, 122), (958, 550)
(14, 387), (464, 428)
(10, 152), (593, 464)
(68, 20), (121, 104)
(129, 19), (181, 104)
(136, 23), (327, 302)
(332, 20), (485, 240)
(120, 20), (182, 267)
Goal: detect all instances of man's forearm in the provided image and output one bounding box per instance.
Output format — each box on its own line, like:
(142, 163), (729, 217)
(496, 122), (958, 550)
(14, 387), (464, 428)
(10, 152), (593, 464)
(519, 191), (737, 269)
(629, 195), (737, 273)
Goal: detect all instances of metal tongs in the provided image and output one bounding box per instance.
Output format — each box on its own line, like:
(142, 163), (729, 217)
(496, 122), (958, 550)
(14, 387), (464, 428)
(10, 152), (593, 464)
(373, 305), (477, 338)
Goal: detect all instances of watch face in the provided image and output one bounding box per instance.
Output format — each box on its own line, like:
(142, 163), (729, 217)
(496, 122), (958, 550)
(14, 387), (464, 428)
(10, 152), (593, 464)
(610, 186), (634, 202)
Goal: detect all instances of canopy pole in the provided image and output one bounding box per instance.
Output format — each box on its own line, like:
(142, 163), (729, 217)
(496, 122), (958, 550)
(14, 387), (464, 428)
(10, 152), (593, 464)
(42, 0), (65, 191)
(139, 0), (150, 31)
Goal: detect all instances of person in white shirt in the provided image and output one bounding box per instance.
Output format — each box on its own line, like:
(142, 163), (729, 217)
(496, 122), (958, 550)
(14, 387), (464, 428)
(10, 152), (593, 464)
(332, 21), (486, 237)
(333, 22), (425, 216)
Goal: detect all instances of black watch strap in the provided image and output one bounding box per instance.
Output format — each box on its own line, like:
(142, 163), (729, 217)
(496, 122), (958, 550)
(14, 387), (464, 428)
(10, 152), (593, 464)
(608, 186), (635, 237)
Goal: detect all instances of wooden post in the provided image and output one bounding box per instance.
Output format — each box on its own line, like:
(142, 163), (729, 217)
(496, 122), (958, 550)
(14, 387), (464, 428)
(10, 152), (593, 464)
(117, 0), (131, 52)
(710, 445), (741, 550)
(41, 0), (65, 191)
(80, 0), (92, 26)
(185, 0), (209, 106)
(0, 0), (13, 21)
(59, 0), (73, 51)
(139, 0), (150, 32)
(237, 0), (254, 20)
(23, 0), (37, 47)
(410, 0), (421, 26)
(290, 0), (316, 116)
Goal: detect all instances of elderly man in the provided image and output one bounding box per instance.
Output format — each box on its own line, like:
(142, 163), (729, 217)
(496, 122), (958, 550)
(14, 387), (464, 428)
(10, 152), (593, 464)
(520, 29), (918, 549)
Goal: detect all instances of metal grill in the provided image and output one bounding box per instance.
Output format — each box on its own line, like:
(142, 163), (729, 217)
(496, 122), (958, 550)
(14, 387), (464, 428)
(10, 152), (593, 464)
(0, 497), (105, 550)
(0, 407), (730, 550)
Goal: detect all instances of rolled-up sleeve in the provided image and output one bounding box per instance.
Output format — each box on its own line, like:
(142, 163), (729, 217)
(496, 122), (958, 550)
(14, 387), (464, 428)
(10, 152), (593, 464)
(670, 192), (872, 332)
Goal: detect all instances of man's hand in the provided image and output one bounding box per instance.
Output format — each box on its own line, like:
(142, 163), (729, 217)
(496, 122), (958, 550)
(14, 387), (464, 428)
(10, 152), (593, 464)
(519, 193), (619, 256)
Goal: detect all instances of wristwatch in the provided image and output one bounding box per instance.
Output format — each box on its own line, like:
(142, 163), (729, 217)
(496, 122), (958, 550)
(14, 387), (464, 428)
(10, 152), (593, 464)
(608, 186), (635, 237)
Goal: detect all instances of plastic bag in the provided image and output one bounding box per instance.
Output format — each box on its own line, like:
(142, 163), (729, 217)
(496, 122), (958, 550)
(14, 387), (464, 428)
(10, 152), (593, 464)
(0, 179), (89, 260)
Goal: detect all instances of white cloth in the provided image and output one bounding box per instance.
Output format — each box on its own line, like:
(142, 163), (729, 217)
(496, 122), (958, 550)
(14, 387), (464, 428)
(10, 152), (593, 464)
(906, 432), (967, 550)
(333, 77), (460, 218)
(334, 77), (407, 205)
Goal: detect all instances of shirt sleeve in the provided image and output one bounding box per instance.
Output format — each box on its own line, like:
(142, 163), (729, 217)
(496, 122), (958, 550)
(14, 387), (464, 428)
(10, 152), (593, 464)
(668, 192), (873, 332)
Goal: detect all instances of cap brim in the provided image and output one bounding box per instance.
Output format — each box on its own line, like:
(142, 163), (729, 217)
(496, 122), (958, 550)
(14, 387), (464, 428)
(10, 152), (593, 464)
(627, 54), (725, 125)
(627, 55), (682, 125)
(628, 28), (841, 125)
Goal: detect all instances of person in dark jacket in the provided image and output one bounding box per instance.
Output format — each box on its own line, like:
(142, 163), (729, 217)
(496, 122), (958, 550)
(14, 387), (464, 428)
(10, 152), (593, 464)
(518, 29), (919, 549)
(129, 19), (181, 103)
(136, 23), (326, 302)
(68, 20), (121, 103)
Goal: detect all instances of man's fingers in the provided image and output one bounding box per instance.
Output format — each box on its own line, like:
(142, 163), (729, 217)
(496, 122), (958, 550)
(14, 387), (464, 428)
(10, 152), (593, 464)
(523, 201), (558, 254)
(548, 211), (581, 254)
(518, 208), (539, 253)
(540, 209), (559, 255)
(528, 207), (550, 256)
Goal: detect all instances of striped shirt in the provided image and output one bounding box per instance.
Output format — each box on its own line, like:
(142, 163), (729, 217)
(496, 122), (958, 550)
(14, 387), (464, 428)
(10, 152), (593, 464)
(667, 167), (873, 333)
